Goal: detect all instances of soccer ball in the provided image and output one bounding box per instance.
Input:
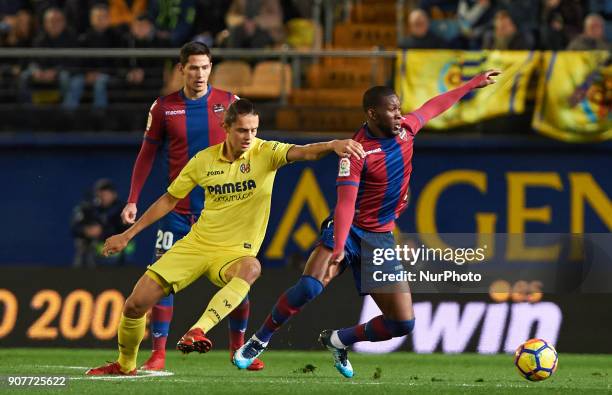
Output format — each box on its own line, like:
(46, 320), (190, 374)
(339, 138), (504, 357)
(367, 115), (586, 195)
(514, 338), (558, 381)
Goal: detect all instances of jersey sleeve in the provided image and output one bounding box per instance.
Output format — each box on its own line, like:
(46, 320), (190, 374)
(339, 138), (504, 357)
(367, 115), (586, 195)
(401, 112), (425, 136)
(127, 141), (158, 204)
(167, 154), (200, 199)
(143, 99), (165, 143)
(261, 140), (294, 170)
(401, 74), (483, 136)
(336, 155), (364, 188)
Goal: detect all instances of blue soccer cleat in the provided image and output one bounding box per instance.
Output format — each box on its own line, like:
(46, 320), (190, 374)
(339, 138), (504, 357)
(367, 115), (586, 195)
(318, 329), (354, 378)
(233, 336), (267, 369)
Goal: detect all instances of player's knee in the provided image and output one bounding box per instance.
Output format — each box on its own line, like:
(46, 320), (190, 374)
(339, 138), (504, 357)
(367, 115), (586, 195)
(123, 294), (149, 318)
(384, 318), (415, 337)
(298, 275), (324, 300)
(242, 259), (261, 282)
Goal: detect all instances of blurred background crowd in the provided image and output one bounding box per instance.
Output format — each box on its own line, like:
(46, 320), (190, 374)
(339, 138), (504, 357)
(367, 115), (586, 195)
(1, 0), (610, 52)
(0, 0), (609, 133)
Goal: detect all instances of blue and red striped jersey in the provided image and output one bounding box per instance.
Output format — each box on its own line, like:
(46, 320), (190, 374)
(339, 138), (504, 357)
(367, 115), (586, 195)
(144, 86), (235, 215)
(335, 113), (425, 232)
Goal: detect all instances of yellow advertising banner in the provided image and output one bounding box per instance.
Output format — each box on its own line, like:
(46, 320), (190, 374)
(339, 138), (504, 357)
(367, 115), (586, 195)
(532, 51), (611, 142)
(395, 50), (539, 129)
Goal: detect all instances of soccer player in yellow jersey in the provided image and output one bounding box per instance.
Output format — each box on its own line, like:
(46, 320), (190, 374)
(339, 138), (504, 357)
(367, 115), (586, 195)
(86, 99), (365, 376)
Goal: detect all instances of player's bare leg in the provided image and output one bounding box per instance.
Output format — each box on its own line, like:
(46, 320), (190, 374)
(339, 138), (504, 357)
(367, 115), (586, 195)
(304, 245), (344, 286)
(124, 272), (170, 318)
(142, 249), (173, 371)
(87, 274), (167, 375)
(370, 291), (415, 321)
(177, 257), (260, 356)
(234, 245), (343, 369)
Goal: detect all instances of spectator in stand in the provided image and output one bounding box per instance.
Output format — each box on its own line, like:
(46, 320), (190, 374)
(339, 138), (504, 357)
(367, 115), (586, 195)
(418, 0), (462, 44)
(17, 7), (81, 108)
(80, 4), (124, 48)
(147, 0), (195, 46)
(0, 0), (27, 42)
(482, 9), (532, 50)
(225, 0), (284, 48)
(540, 0), (585, 50)
(496, 0), (541, 37)
(72, 4), (124, 110)
(0, 0), (31, 90)
(399, 8), (446, 49)
(192, 0), (230, 47)
(109, 0), (147, 32)
(65, 0), (109, 36)
(457, 0), (494, 49)
(72, 178), (131, 268)
(567, 13), (610, 50)
(123, 14), (169, 87)
(0, 5), (33, 48)
(29, 0), (66, 23)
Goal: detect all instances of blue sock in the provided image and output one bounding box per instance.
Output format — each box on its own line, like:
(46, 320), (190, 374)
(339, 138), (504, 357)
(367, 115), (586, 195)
(337, 316), (415, 346)
(228, 295), (250, 348)
(151, 294), (174, 352)
(255, 276), (323, 343)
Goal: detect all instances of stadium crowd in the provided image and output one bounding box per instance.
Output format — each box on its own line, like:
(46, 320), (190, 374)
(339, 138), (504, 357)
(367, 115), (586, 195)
(401, 0), (610, 51)
(0, 0), (609, 127)
(1, 1), (609, 52)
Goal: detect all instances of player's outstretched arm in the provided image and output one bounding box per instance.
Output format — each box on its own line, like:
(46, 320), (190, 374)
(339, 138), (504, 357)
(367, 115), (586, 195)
(409, 69), (500, 125)
(103, 193), (179, 256)
(122, 141), (159, 224)
(286, 139), (365, 162)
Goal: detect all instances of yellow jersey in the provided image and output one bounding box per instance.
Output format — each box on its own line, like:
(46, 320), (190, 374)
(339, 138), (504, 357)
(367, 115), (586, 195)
(167, 137), (293, 254)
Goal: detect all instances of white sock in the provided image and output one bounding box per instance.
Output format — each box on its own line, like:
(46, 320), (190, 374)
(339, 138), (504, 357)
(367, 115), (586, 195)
(330, 330), (347, 349)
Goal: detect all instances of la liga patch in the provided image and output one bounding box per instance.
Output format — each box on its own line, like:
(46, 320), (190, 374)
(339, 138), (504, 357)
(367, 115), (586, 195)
(338, 158), (350, 176)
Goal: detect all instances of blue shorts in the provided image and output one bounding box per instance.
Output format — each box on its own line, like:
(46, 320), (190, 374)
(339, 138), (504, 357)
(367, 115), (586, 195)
(318, 216), (403, 295)
(153, 211), (199, 260)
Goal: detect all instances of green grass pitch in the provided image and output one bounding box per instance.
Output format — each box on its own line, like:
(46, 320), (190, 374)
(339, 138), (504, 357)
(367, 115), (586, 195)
(0, 349), (610, 394)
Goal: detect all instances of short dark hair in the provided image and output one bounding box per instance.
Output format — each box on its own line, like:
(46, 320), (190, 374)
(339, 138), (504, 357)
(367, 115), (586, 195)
(362, 86), (397, 112)
(224, 99), (258, 126)
(179, 41), (211, 65)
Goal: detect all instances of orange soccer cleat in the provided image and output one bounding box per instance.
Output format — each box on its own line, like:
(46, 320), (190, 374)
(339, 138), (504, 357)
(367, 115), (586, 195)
(176, 328), (213, 354)
(140, 351), (166, 370)
(86, 361), (136, 376)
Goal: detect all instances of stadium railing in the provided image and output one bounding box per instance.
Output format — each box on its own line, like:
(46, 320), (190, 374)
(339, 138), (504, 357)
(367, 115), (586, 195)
(0, 47), (397, 106)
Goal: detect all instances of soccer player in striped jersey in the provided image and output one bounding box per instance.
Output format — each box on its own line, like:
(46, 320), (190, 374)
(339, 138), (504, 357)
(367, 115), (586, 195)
(234, 70), (500, 377)
(121, 41), (258, 371)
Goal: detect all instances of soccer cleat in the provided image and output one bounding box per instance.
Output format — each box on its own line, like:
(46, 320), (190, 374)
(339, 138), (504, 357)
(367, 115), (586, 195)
(246, 357), (265, 371)
(230, 347), (265, 371)
(176, 328), (213, 354)
(86, 361), (136, 376)
(140, 351), (166, 370)
(318, 329), (354, 378)
(233, 336), (267, 369)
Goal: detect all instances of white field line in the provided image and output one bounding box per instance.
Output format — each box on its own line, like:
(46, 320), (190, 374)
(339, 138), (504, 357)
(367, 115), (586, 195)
(33, 365), (174, 381)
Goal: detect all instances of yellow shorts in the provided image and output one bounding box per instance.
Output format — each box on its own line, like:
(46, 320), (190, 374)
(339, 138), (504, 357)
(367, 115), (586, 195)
(146, 234), (254, 293)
